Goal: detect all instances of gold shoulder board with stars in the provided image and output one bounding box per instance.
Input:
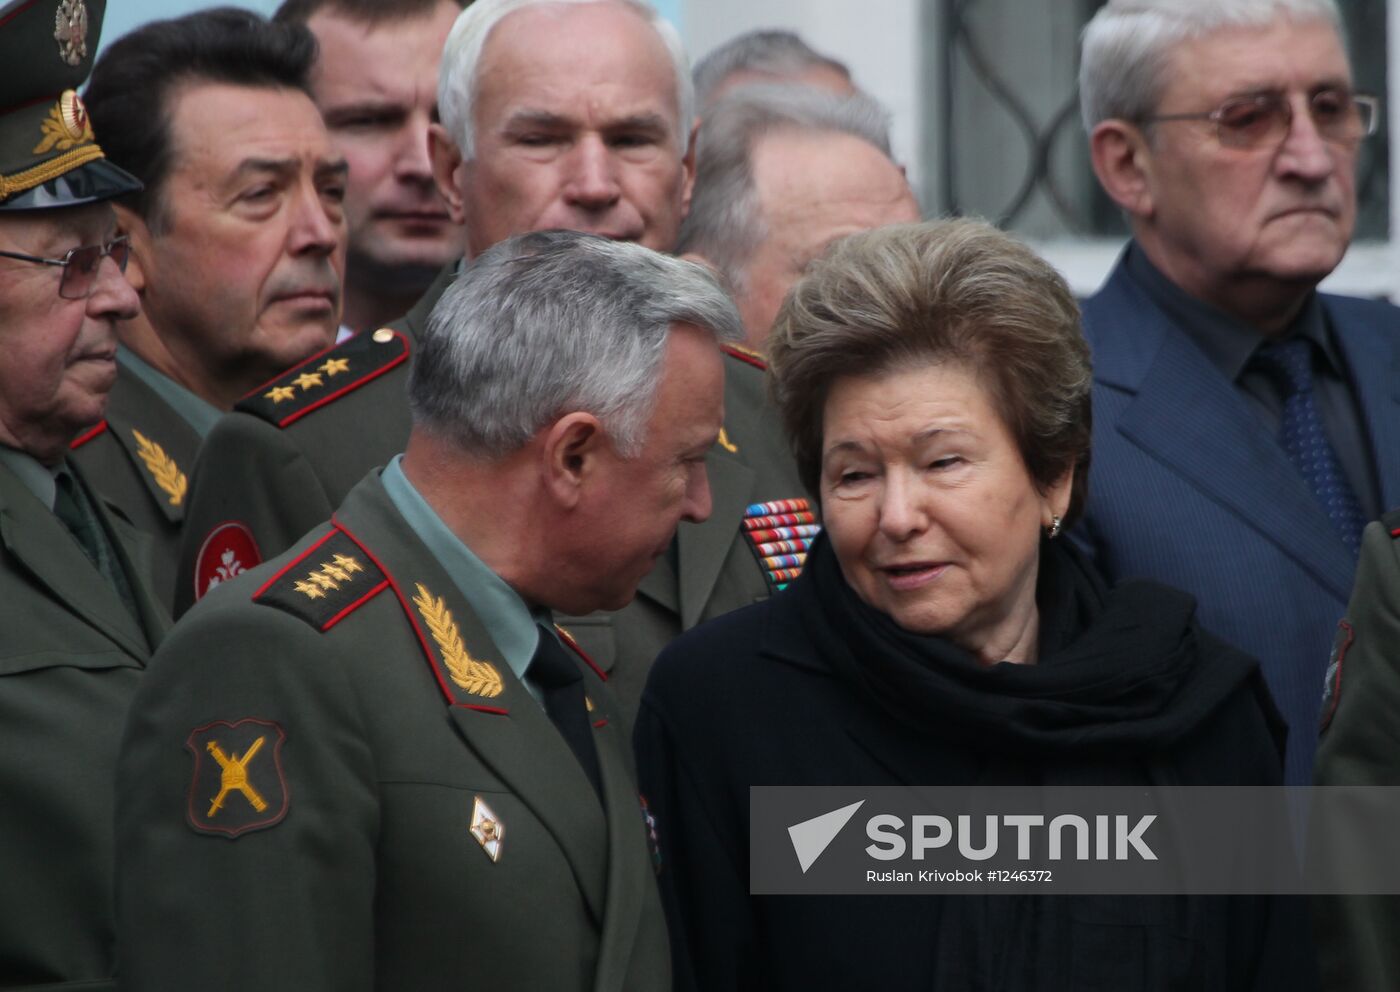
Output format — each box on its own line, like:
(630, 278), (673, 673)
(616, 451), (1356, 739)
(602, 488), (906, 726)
(234, 328), (409, 429)
(252, 528), (389, 632)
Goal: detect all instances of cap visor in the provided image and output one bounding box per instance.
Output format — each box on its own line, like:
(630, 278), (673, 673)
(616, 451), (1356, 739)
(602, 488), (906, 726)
(0, 157), (143, 211)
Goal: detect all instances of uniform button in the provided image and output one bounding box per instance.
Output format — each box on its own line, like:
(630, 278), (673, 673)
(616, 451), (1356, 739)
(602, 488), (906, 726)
(372, 328), (394, 343)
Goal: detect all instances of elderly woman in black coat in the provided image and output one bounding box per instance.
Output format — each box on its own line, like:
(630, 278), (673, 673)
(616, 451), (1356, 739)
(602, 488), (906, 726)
(634, 219), (1315, 991)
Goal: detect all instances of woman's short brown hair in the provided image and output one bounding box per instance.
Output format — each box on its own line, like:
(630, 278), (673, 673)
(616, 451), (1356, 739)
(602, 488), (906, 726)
(767, 218), (1093, 526)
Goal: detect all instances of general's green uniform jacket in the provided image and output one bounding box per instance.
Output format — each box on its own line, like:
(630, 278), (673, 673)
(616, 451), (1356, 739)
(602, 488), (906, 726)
(70, 361), (201, 611)
(117, 472), (670, 991)
(1311, 508), (1400, 992)
(0, 459), (167, 991)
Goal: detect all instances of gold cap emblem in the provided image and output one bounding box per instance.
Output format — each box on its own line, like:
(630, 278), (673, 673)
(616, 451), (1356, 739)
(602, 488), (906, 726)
(54, 0), (89, 67)
(32, 90), (94, 156)
(59, 89), (91, 141)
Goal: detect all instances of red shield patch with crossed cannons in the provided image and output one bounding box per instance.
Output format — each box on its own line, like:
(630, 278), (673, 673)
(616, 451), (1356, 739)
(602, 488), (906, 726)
(193, 522), (262, 602)
(186, 718), (289, 838)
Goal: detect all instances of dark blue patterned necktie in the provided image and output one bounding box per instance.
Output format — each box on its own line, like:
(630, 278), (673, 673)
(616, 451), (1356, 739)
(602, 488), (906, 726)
(1252, 337), (1365, 556)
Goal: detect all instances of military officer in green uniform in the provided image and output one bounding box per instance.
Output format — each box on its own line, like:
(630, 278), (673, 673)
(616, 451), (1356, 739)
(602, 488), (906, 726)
(1310, 507), (1400, 991)
(117, 230), (742, 990)
(0, 1), (170, 987)
(69, 9), (347, 609)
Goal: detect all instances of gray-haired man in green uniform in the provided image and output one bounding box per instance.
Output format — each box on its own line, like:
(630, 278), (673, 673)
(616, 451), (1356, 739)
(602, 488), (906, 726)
(0, 1), (169, 987)
(116, 230), (742, 990)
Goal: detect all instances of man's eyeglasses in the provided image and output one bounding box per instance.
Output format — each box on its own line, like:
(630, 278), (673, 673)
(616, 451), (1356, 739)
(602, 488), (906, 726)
(0, 235), (131, 300)
(1141, 89), (1380, 150)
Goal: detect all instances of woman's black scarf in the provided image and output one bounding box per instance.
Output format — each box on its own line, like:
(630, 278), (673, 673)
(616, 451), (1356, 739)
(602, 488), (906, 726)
(796, 529), (1260, 753)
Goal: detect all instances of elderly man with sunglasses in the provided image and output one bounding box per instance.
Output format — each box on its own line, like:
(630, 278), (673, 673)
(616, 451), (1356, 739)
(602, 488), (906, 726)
(1075, 0), (1400, 789)
(0, 1), (170, 988)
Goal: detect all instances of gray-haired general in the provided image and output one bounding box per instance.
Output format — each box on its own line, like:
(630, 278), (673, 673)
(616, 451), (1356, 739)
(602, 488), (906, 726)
(115, 230), (743, 990)
(692, 28), (856, 109)
(1074, 0), (1400, 787)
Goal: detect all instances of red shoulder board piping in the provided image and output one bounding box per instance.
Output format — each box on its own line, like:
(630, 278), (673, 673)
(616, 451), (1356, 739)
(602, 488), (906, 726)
(70, 420), (108, 450)
(234, 328), (409, 429)
(1382, 507), (1400, 538)
(722, 343), (767, 371)
(252, 527), (389, 632)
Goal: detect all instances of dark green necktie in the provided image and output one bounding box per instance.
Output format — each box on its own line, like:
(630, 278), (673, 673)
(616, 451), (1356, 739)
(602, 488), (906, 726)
(54, 468), (139, 620)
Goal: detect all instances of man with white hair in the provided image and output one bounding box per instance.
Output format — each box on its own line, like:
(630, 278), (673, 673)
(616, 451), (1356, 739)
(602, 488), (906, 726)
(116, 230), (743, 988)
(1075, 0), (1400, 787)
(174, 0), (696, 613)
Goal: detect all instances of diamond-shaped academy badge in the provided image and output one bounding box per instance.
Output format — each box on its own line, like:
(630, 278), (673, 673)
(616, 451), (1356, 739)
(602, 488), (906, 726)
(470, 796), (503, 862)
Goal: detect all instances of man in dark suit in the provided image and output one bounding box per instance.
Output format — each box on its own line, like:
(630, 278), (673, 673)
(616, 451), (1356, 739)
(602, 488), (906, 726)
(116, 230), (742, 990)
(1077, 0), (1400, 784)
(73, 10), (347, 608)
(0, 2), (170, 986)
